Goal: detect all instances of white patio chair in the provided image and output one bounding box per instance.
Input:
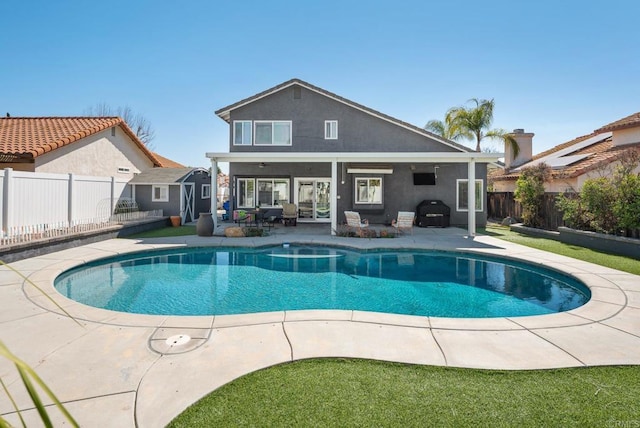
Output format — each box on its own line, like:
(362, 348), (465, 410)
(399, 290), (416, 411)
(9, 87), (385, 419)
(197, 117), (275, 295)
(392, 211), (415, 235)
(344, 211), (369, 235)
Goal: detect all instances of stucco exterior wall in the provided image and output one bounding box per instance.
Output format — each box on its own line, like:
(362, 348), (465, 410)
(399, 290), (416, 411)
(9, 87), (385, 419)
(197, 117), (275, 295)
(612, 127), (640, 147)
(228, 85), (459, 153)
(230, 161), (487, 227)
(34, 126), (155, 179)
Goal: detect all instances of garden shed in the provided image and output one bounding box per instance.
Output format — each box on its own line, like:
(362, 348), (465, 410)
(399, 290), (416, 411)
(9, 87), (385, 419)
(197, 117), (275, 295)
(129, 167), (211, 224)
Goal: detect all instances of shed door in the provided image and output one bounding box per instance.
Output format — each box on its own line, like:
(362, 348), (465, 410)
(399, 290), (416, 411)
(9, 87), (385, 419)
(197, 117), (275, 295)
(182, 183), (195, 223)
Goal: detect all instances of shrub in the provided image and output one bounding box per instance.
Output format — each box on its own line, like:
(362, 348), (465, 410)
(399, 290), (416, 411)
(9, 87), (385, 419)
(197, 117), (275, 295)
(514, 163), (551, 227)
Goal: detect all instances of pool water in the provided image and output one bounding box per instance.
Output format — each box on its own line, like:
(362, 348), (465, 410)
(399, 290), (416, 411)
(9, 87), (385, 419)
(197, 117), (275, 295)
(54, 246), (590, 318)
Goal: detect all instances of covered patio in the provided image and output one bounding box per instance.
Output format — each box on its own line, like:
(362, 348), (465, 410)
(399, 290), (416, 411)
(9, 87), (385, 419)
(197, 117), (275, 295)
(206, 151), (502, 236)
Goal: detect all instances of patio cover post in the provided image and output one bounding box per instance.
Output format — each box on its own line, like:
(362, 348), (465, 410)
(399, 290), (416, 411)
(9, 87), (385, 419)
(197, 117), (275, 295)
(467, 159), (476, 237)
(331, 160), (337, 236)
(211, 158), (218, 231)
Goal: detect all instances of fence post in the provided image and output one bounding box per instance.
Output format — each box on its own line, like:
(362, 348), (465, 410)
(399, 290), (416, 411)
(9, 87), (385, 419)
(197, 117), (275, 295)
(110, 176), (116, 217)
(3, 168), (13, 232)
(68, 173), (74, 226)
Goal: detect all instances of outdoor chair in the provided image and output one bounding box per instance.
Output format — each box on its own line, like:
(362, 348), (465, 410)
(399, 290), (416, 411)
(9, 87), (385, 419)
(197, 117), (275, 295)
(233, 209), (253, 226)
(392, 211), (415, 235)
(282, 203), (298, 226)
(344, 211), (369, 235)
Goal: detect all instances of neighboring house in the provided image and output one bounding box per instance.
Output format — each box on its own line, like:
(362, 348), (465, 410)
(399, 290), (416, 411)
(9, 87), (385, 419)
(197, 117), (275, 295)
(490, 112), (640, 192)
(207, 78), (501, 235)
(129, 167), (212, 223)
(0, 117), (166, 179)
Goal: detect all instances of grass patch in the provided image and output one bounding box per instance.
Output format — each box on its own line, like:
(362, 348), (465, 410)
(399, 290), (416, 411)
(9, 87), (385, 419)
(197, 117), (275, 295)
(126, 225), (196, 238)
(169, 359), (640, 427)
(481, 224), (640, 276)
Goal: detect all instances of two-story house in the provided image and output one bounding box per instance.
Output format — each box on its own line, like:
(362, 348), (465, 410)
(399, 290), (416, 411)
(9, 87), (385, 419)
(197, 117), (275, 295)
(207, 78), (501, 235)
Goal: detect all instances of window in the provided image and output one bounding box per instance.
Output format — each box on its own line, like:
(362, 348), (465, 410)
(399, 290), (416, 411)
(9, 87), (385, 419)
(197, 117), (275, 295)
(456, 179), (483, 211)
(233, 121), (252, 145)
(254, 121), (291, 145)
(355, 177), (382, 204)
(201, 184), (211, 199)
(257, 179), (290, 207)
(325, 120), (338, 139)
(152, 185), (169, 202)
(237, 178), (255, 208)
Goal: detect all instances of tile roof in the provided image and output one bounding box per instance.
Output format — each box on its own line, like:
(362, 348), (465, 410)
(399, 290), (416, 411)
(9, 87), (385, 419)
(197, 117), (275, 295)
(490, 133), (640, 181)
(151, 151), (185, 168)
(215, 78), (474, 153)
(0, 117), (163, 166)
(595, 111), (640, 132)
(491, 111), (640, 183)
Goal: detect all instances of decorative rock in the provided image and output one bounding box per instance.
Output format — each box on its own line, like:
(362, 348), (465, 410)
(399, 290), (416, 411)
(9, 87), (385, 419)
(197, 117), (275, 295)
(224, 227), (245, 237)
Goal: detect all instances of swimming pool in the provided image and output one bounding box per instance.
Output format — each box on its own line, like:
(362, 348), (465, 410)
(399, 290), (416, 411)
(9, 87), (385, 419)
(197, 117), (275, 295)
(54, 245), (590, 318)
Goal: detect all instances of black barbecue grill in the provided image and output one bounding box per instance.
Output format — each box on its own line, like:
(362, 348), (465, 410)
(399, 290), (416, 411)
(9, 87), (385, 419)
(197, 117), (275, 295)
(416, 200), (450, 227)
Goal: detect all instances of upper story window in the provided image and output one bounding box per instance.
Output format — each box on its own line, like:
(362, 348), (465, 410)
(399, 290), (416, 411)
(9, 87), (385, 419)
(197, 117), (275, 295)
(325, 120), (338, 139)
(233, 121), (252, 145)
(255, 121), (291, 145)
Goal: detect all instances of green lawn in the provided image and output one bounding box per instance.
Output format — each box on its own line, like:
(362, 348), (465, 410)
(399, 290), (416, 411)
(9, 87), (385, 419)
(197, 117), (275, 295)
(169, 359), (640, 427)
(125, 225), (196, 238)
(481, 224), (640, 275)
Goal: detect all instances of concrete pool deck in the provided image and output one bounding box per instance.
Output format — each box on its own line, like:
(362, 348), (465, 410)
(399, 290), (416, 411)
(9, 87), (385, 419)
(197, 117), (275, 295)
(1, 225), (639, 427)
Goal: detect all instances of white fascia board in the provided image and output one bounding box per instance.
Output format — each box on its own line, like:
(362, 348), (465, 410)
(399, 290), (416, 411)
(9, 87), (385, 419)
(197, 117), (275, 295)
(206, 152), (503, 163)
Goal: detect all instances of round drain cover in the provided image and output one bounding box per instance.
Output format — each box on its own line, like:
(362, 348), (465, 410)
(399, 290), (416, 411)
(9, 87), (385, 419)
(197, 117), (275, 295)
(166, 334), (191, 346)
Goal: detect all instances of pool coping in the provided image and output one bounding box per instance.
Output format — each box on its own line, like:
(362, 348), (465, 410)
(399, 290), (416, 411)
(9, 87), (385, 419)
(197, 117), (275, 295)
(2, 231), (639, 427)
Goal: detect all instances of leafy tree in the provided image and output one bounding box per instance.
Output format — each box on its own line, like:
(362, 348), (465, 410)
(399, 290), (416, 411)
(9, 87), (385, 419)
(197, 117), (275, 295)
(446, 98), (519, 155)
(84, 103), (155, 147)
(514, 163), (551, 227)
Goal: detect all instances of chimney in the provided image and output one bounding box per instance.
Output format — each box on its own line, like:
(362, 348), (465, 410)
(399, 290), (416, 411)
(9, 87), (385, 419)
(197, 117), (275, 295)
(505, 129), (533, 170)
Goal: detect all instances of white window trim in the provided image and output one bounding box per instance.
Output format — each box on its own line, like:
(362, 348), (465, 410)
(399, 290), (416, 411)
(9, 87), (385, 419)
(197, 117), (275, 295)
(233, 120), (252, 146)
(201, 184), (211, 199)
(256, 178), (290, 208)
(254, 120), (292, 146)
(456, 179), (483, 212)
(324, 120), (338, 140)
(152, 185), (169, 202)
(354, 176), (383, 205)
(237, 178), (255, 209)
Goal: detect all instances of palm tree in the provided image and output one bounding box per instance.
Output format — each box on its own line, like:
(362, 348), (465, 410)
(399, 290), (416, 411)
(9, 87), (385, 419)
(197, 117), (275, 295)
(448, 98), (519, 155)
(424, 109), (472, 141)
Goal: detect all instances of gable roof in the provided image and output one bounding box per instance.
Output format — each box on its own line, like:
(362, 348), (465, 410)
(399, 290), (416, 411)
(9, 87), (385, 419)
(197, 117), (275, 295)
(215, 78), (473, 153)
(128, 167), (208, 184)
(0, 117), (164, 166)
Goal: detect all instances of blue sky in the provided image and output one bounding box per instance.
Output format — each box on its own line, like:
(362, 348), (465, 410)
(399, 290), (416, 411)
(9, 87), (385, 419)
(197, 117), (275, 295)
(2, 1), (639, 170)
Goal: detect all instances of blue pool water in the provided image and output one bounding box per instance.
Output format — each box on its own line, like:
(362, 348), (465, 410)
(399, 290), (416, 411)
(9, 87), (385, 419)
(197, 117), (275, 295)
(54, 246), (590, 318)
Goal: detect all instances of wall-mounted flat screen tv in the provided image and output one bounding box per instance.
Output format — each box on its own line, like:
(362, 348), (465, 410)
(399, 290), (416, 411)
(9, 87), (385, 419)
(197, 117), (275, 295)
(413, 172), (436, 185)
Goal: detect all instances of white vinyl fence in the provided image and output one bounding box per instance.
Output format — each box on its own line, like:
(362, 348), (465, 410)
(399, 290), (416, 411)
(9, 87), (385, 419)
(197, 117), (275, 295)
(1, 168), (163, 245)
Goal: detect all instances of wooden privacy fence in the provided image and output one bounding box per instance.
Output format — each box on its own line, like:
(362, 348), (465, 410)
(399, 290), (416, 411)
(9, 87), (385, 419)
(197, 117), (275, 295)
(1, 168), (163, 245)
(487, 192), (565, 231)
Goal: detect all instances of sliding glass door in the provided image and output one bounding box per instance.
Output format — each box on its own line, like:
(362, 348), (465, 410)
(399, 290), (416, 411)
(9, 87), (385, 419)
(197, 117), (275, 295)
(294, 178), (331, 222)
